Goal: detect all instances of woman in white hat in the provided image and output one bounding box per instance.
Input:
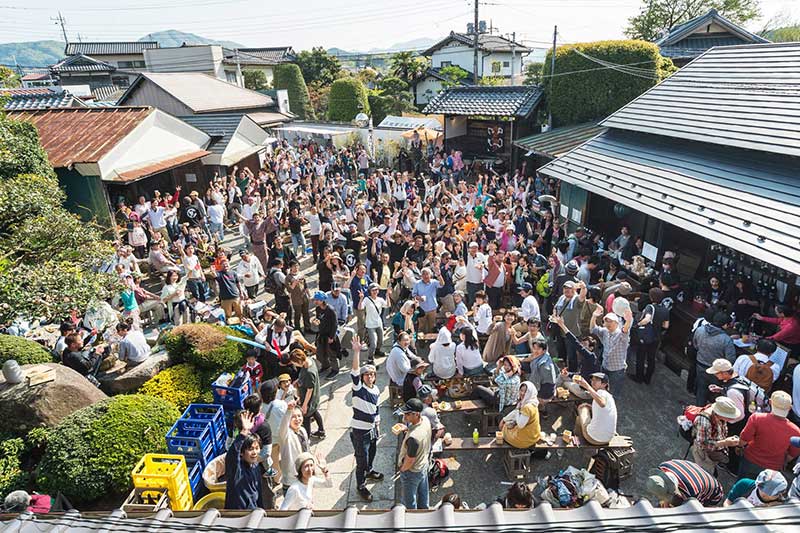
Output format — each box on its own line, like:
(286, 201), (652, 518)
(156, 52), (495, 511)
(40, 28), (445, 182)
(691, 396), (742, 474)
(279, 452), (332, 510)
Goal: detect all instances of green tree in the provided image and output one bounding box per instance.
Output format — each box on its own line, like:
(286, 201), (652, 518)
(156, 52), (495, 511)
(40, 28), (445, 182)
(0, 113), (116, 323)
(327, 78), (369, 122)
(543, 40), (676, 127)
(368, 76), (415, 124)
(478, 76), (505, 86)
(295, 47), (342, 87)
(308, 82), (331, 120)
(625, 0), (761, 41)
(0, 66), (20, 88)
(389, 51), (428, 85)
(763, 25), (800, 42)
(243, 69), (270, 91)
(439, 65), (469, 89)
(273, 63), (315, 120)
(523, 62), (543, 85)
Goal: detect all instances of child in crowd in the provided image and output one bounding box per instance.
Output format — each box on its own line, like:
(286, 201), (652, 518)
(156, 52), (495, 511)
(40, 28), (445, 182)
(276, 373), (297, 402)
(241, 349), (263, 392)
(472, 291), (493, 336)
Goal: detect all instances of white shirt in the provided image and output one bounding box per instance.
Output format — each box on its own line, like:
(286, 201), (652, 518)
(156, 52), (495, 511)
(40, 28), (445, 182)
(118, 330), (151, 364)
(520, 295), (541, 321)
(466, 253), (486, 284)
(360, 296), (387, 329)
(307, 213), (322, 236)
(474, 303), (493, 335)
(146, 207), (166, 229)
(491, 263), (505, 288)
(183, 253), (204, 280)
(733, 351), (781, 383)
(241, 203), (256, 221)
(236, 257), (264, 288)
(429, 343), (456, 379)
(208, 204), (225, 225)
(586, 389), (617, 443)
(455, 343), (483, 374)
(280, 476), (331, 510)
(792, 364), (800, 418)
(387, 345), (412, 386)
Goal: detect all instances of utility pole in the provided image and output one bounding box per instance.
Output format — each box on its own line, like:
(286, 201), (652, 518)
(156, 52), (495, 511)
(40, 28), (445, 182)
(52, 11), (68, 44)
(473, 0), (479, 84)
(234, 49), (243, 88)
(548, 25), (557, 128)
(510, 31), (516, 82)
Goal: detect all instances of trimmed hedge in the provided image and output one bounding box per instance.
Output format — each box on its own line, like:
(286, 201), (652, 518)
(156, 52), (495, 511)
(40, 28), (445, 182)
(273, 63), (314, 120)
(543, 40), (676, 127)
(139, 363), (214, 411)
(36, 395), (179, 503)
(327, 78), (369, 122)
(0, 437), (27, 500)
(164, 323), (246, 373)
(0, 334), (54, 366)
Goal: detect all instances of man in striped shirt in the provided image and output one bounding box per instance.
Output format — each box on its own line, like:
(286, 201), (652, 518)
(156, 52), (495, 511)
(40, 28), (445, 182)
(646, 459), (723, 507)
(349, 335), (384, 502)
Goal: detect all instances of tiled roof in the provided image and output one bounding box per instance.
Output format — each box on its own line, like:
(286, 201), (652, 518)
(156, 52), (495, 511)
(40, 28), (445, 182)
(0, 88), (52, 96)
(539, 129), (800, 274)
(118, 72), (274, 113)
(3, 499), (799, 531)
(91, 85), (125, 102)
(659, 35), (751, 58)
(65, 41), (159, 56)
(227, 47), (296, 65)
(247, 111), (293, 126)
(424, 31), (531, 56)
(601, 42), (800, 157)
(423, 85), (543, 117)
(514, 122), (605, 159)
(113, 149), (210, 182)
(50, 54), (116, 73)
(2, 89), (86, 111)
(179, 113), (248, 155)
(20, 72), (52, 81)
(654, 9), (769, 48)
(7, 107), (153, 167)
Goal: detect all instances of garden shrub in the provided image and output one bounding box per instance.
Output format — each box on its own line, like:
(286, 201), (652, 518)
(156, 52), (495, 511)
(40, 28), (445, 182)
(273, 63), (314, 120)
(164, 323), (246, 373)
(543, 40), (676, 127)
(0, 437), (28, 500)
(36, 394), (179, 503)
(0, 334), (54, 366)
(139, 363), (214, 411)
(327, 78), (369, 122)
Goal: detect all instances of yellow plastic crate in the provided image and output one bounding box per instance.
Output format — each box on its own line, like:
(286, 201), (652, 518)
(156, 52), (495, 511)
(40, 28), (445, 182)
(169, 485), (194, 511)
(131, 454), (190, 496)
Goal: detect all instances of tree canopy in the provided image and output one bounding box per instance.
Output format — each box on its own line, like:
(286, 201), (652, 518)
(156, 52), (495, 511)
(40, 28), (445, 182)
(327, 78), (370, 122)
(439, 65), (469, 89)
(273, 63), (315, 120)
(625, 0), (761, 41)
(243, 70), (270, 91)
(368, 76), (415, 124)
(0, 66), (20, 89)
(389, 51), (428, 85)
(295, 47), (343, 87)
(0, 112), (116, 323)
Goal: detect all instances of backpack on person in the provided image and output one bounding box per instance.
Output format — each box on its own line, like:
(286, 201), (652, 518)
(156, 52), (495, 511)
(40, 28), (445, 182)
(678, 404), (710, 444)
(536, 271), (552, 298)
(745, 354), (774, 392)
(264, 268), (282, 295)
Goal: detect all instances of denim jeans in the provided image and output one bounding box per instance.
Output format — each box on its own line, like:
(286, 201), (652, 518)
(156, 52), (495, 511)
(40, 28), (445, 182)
(291, 232), (306, 256)
(350, 429), (377, 488)
(209, 222), (224, 242)
(400, 469), (429, 509)
(603, 367), (625, 395)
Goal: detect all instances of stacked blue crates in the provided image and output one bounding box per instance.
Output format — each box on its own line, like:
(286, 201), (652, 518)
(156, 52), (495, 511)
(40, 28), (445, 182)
(182, 404), (227, 456)
(211, 374), (252, 431)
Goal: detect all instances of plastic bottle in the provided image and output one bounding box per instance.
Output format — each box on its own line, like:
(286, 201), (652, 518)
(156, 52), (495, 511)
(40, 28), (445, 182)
(472, 427), (479, 444)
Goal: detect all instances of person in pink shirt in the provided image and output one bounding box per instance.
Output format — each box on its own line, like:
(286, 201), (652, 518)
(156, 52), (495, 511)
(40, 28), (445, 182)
(753, 305), (800, 351)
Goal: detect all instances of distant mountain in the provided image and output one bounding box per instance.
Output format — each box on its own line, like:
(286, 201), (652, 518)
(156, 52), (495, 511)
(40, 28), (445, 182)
(327, 47), (354, 56)
(139, 30), (243, 50)
(368, 37), (438, 53)
(0, 40), (64, 68)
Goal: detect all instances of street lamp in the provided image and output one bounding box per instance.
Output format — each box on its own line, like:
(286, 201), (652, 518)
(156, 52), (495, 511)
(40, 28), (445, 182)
(354, 111), (374, 159)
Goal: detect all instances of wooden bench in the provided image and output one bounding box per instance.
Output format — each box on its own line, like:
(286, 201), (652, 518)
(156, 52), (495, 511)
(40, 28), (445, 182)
(434, 399), (486, 414)
(442, 435), (634, 480)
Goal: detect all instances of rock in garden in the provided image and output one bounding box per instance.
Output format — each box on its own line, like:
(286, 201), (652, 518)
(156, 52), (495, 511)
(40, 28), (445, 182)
(0, 363), (108, 434)
(97, 350), (171, 395)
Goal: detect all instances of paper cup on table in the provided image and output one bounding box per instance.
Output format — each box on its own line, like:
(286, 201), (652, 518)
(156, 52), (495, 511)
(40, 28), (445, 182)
(495, 431), (504, 445)
(444, 432), (453, 446)
(454, 400), (463, 410)
(562, 430), (572, 443)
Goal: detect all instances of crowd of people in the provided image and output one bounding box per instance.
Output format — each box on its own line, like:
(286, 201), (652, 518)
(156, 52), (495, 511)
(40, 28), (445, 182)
(34, 135), (800, 512)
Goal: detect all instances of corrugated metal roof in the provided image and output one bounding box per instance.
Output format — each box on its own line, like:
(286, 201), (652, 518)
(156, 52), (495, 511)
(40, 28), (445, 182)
(655, 9), (769, 48)
(2, 90), (86, 111)
(601, 42), (800, 157)
(112, 149), (210, 182)
(7, 107), (153, 167)
(2, 499), (799, 531)
(91, 85), (126, 103)
(65, 42), (160, 56)
(50, 54), (116, 73)
(179, 113), (248, 155)
(424, 31), (532, 56)
(538, 129), (800, 274)
(119, 72), (274, 113)
(377, 115), (442, 130)
(423, 85), (543, 117)
(514, 122), (605, 158)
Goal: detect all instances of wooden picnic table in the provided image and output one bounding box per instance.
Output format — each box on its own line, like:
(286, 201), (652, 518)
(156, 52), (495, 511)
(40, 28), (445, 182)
(444, 434), (633, 451)
(434, 399), (486, 414)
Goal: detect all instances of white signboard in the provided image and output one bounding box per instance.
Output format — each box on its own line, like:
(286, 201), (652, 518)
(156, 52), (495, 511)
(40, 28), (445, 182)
(185, 173), (197, 183)
(642, 241), (658, 263)
(570, 208), (582, 224)
(560, 204), (569, 219)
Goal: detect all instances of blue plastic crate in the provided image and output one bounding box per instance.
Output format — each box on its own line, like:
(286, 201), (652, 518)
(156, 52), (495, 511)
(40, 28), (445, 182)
(175, 417), (225, 451)
(165, 421), (215, 466)
(186, 459), (203, 500)
(211, 375), (252, 410)
(181, 404), (227, 445)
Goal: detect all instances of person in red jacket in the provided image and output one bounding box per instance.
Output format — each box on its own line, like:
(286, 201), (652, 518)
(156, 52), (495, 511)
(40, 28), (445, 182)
(738, 391), (800, 479)
(753, 306), (800, 353)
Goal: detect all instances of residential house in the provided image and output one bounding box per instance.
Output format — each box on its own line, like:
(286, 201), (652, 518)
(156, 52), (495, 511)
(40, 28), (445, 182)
(423, 85), (543, 167)
(537, 42), (800, 370)
(654, 9), (769, 66)
(49, 54), (124, 91)
(412, 30), (530, 106)
(117, 72), (288, 174)
(1, 88), (87, 111)
(413, 67), (474, 107)
(180, 114), (272, 172)
(20, 72), (56, 89)
(228, 47), (296, 85)
(63, 41), (159, 86)
(8, 107), (211, 229)
(513, 122), (606, 171)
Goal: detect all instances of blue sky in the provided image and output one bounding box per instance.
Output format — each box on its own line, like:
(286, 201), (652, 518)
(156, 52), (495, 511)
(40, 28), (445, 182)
(0, 0), (797, 50)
